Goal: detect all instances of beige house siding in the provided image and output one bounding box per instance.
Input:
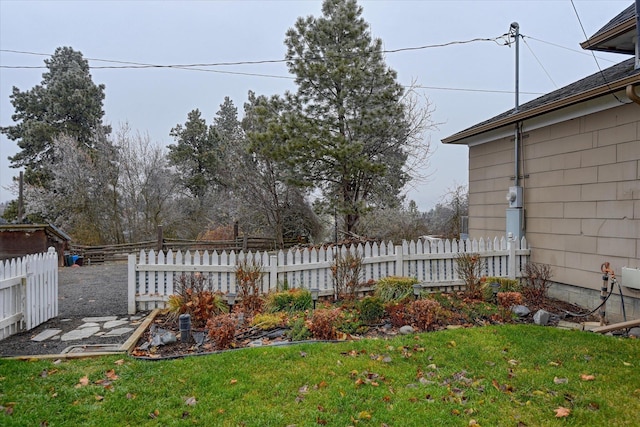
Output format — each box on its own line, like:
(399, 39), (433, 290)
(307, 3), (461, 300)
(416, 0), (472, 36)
(468, 102), (639, 318)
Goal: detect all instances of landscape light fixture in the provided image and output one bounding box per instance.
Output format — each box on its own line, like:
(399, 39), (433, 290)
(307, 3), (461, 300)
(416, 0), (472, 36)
(413, 283), (422, 299)
(310, 288), (319, 310)
(226, 292), (236, 311)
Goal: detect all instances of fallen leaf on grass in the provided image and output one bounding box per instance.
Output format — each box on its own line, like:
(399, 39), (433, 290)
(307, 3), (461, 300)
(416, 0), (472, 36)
(94, 395), (104, 401)
(114, 359), (125, 366)
(75, 375), (90, 388)
(553, 377), (568, 384)
(230, 379), (238, 385)
(357, 410), (372, 420)
(623, 362), (632, 366)
(149, 409), (159, 419)
(185, 397), (197, 406)
(105, 369), (119, 381)
(580, 374), (595, 381)
(554, 406), (571, 418)
(126, 393), (136, 400)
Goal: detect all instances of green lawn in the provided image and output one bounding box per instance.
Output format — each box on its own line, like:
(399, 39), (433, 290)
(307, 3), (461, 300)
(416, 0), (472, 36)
(1, 325), (639, 426)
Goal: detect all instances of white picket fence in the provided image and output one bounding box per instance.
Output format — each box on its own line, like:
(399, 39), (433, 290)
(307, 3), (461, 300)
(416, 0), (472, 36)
(0, 248), (59, 341)
(129, 237), (530, 314)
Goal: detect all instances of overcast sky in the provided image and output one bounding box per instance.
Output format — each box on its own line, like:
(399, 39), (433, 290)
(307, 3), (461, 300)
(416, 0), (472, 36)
(0, 0), (631, 210)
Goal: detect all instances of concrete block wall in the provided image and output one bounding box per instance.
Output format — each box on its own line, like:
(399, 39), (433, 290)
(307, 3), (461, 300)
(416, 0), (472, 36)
(548, 281), (640, 323)
(468, 102), (639, 317)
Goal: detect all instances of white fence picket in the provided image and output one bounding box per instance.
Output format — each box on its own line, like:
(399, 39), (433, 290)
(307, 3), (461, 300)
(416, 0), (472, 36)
(128, 237), (531, 314)
(0, 248), (58, 341)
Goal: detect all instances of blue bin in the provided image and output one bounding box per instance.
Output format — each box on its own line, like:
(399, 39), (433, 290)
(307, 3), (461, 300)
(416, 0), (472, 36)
(71, 255), (79, 265)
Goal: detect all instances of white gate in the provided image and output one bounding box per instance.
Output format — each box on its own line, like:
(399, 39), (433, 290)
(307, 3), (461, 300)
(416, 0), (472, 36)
(0, 248), (59, 340)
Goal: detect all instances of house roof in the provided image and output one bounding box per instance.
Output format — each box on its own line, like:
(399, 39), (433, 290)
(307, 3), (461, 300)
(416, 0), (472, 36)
(442, 58), (639, 145)
(443, 4), (639, 146)
(580, 4), (637, 54)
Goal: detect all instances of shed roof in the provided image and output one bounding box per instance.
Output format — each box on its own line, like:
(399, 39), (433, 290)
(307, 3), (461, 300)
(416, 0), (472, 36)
(0, 223), (72, 242)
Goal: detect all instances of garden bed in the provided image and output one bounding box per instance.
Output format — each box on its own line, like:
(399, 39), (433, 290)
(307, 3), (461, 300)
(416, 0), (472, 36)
(130, 293), (600, 360)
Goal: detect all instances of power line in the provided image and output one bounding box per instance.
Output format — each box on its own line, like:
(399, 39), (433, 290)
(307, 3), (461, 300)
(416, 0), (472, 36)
(0, 35), (545, 96)
(569, 0), (625, 104)
(522, 35), (617, 63)
(1, 36), (507, 68)
(522, 37), (557, 88)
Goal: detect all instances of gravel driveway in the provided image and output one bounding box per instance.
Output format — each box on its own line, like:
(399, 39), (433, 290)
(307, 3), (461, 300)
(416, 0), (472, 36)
(0, 263), (135, 357)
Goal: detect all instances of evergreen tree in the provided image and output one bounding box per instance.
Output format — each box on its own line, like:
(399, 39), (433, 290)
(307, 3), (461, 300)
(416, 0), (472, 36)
(167, 109), (224, 201)
(283, 0), (417, 233)
(1, 46), (110, 188)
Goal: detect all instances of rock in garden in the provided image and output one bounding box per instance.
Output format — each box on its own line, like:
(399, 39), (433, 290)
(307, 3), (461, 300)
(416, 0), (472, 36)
(511, 305), (530, 317)
(266, 329), (286, 339)
(151, 331), (177, 347)
(248, 340), (263, 347)
(628, 327), (640, 338)
(192, 331), (206, 346)
(533, 309), (551, 326)
(399, 325), (415, 335)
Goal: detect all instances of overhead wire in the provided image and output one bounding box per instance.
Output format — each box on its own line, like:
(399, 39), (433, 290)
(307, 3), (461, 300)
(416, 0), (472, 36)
(522, 36), (558, 88)
(0, 36), (540, 96)
(569, 0), (625, 104)
(522, 35), (618, 63)
(1, 36), (507, 68)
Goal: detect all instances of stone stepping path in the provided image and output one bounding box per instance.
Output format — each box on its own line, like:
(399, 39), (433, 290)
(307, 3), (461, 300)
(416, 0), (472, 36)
(30, 315), (142, 343)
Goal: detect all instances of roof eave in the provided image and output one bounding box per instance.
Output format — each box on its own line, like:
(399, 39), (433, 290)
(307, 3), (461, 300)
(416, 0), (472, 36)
(442, 75), (640, 145)
(579, 18), (636, 51)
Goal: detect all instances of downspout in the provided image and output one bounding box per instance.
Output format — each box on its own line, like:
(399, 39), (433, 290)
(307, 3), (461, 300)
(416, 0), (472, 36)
(631, 0), (640, 104)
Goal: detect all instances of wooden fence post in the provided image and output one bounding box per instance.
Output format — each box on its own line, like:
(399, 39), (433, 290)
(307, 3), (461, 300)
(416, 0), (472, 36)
(508, 239), (517, 279)
(269, 255), (278, 292)
(395, 245), (404, 276)
(128, 254), (137, 314)
(156, 226), (163, 252)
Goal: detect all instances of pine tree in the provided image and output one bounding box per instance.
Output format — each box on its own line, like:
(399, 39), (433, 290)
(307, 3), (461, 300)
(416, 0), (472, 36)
(1, 46), (110, 188)
(283, 0), (415, 233)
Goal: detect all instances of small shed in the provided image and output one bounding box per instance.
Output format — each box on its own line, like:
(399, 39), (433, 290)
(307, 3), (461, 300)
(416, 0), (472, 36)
(0, 224), (71, 266)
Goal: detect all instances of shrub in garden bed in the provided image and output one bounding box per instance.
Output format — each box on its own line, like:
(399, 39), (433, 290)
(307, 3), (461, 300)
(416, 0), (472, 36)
(407, 298), (442, 331)
(264, 288), (312, 313)
(206, 313), (237, 349)
(357, 296), (384, 324)
(251, 312), (287, 330)
(374, 276), (418, 302)
(167, 273), (228, 328)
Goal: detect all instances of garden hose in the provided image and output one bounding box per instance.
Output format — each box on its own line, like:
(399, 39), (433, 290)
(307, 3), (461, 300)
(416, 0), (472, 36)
(562, 262), (627, 327)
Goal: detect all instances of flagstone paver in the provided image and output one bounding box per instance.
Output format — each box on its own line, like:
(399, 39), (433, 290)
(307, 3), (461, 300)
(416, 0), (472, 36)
(31, 329), (62, 342)
(103, 327), (134, 337)
(103, 319), (129, 329)
(82, 316), (117, 323)
(79, 322), (100, 328)
(61, 326), (100, 341)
